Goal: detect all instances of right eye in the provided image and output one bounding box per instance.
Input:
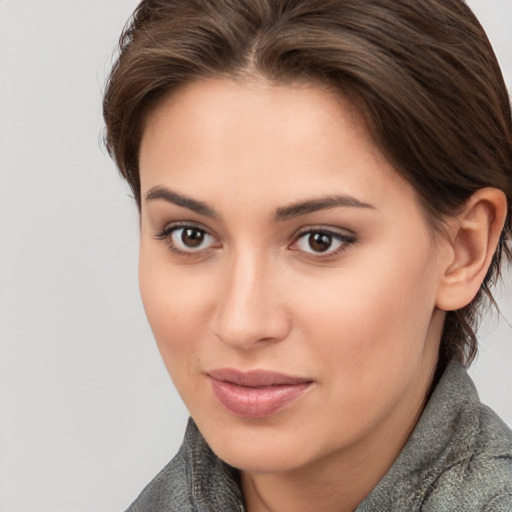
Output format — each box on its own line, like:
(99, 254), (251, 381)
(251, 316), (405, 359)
(156, 224), (221, 255)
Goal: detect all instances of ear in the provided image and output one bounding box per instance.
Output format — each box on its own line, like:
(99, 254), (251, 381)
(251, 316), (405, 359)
(436, 188), (508, 312)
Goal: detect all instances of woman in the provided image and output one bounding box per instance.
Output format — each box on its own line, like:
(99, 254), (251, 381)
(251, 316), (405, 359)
(103, 0), (512, 510)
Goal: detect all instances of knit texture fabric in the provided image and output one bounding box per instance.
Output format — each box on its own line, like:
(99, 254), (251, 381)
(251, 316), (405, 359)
(125, 363), (512, 511)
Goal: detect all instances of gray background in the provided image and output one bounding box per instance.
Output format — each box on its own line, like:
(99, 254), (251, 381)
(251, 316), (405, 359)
(0, 1), (510, 510)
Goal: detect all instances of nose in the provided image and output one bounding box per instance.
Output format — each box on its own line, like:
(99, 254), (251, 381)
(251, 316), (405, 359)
(211, 252), (291, 351)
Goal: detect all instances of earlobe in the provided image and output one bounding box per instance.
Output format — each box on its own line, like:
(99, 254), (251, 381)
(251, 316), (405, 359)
(435, 188), (508, 312)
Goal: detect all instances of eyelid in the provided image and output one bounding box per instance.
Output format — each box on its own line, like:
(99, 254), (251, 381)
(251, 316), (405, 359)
(293, 224), (355, 238)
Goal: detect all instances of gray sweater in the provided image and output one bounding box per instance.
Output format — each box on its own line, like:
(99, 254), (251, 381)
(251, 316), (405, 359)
(126, 364), (512, 511)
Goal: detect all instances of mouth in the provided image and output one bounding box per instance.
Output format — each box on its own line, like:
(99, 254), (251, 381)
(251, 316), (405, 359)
(207, 368), (313, 418)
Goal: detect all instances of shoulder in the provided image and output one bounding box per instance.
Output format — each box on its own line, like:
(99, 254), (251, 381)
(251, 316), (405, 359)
(124, 418), (245, 512)
(421, 401), (512, 511)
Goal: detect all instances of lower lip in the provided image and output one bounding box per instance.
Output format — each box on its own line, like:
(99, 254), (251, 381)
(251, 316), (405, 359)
(209, 378), (311, 418)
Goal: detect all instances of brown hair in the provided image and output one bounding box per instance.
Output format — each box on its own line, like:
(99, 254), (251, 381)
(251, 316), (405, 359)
(103, 0), (512, 368)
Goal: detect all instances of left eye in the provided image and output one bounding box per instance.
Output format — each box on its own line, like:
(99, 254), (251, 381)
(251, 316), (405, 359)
(293, 230), (353, 255)
(165, 226), (219, 253)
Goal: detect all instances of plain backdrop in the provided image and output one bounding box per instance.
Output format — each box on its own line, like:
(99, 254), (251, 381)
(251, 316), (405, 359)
(0, 1), (511, 511)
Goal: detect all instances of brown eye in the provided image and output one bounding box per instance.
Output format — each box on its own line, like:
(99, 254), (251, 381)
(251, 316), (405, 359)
(162, 225), (220, 253)
(181, 228), (205, 247)
(292, 229), (355, 256)
(308, 232), (333, 252)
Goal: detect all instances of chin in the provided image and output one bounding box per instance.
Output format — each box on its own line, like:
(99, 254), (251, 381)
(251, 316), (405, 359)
(195, 416), (324, 474)
(216, 440), (311, 474)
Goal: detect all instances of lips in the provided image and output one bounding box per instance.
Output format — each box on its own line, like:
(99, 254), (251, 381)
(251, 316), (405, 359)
(207, 369), (313, 418)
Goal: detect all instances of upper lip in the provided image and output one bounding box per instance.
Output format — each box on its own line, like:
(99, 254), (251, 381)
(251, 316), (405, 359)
(207, 368), (313, 387)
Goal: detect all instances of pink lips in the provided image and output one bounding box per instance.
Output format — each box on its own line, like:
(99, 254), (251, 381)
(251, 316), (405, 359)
(207, 369), (312, 418)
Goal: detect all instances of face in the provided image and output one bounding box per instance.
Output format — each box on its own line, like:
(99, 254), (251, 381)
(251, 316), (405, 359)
(138, 78), (448, 475)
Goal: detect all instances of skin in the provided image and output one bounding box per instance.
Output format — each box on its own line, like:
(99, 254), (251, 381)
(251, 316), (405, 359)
(137, 78), (468, 511)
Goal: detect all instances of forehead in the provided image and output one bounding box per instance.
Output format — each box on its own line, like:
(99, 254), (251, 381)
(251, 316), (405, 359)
(139, 78), (422, 221)
(141, 77), (368, 152)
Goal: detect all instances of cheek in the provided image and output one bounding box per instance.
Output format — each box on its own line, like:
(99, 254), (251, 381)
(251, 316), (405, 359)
(293, 243), (439, 376)
(285, 247), (440, 438)
(138, 248), (214, 372)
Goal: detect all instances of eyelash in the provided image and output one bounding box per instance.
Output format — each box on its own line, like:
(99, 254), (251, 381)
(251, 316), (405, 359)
(154, 223), (356, 259)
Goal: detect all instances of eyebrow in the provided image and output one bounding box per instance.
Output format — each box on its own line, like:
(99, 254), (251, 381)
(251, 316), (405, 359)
(145, 186), (374, 221)
(145, 186), (220, 219)
(274, 195), (375, 221)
